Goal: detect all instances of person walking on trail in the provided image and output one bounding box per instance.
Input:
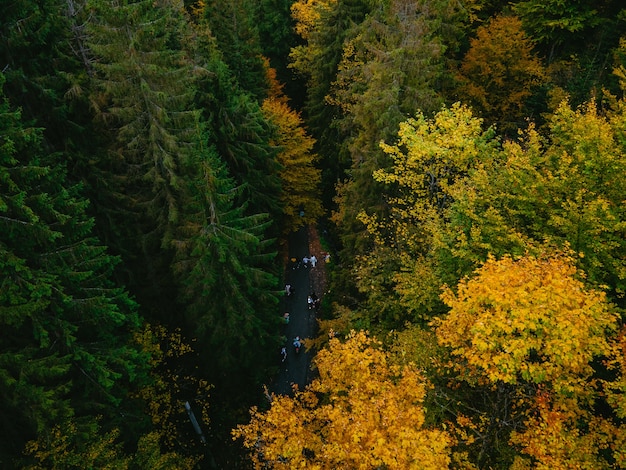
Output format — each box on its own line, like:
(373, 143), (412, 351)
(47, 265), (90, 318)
(280, 346), (287, 362)
(310, 255), (317, 267)
(307, 295), (314, 310)
(293, 336), (302, 353)
(302, 256), (309, 268)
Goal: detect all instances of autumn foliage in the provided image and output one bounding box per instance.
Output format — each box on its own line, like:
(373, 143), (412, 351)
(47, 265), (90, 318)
(456, 15), (546, 130)
(435, 254), (617, 391)
(233, 331), (451, 469)
(434, 253), (625, 467)
(262, 63), (323, 233)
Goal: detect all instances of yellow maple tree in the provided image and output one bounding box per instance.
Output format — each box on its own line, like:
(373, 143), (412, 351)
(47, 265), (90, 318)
(233, 331), (451, 469)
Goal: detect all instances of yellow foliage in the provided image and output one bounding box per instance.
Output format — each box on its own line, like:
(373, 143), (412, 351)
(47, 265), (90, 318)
(233, 331), (451, 469)
(289, 0), (335, 78)
(374, 103), (490, 257)
(290, 0), (335, 40)
(434, 254), (617, 397)
(261, 73), (323, 233)
(24, 422), (127, 470)
(509, 390), (613, 469)
(456, 15), (546, 129)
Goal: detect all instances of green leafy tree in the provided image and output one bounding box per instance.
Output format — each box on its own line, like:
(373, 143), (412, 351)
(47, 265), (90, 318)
(511, 0), (625, 106)
(512, 0), (602, 50)
(439, 100), (626, 302)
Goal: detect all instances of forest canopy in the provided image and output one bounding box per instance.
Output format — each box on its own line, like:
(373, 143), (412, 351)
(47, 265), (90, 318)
(2, 0), (626, 468)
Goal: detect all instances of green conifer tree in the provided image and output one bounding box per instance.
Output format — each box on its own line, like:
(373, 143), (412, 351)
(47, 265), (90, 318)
(0, 73), (148, 465)
(86, 0), (199, 319)
(172, 142), (280, 380)
(200, 0), (269, 100)
(290, 0), (371, 210)
(188, 18), (283, 226)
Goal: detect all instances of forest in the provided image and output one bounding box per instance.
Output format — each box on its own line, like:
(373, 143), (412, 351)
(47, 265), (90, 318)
(1, 0), (626, 468)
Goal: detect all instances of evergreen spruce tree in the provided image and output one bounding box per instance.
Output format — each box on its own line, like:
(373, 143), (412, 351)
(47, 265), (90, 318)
(0, 0), (78, 141)
(85, 0), (199, 320)
(294, 0), (371, 210)
(187, 16), (283, 228)
(172, 141), (280, 382)
(0, 74), (148, 466)
(200, 0), (269, 100)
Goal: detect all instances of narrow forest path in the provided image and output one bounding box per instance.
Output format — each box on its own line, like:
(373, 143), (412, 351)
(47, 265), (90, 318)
(271, 225), (328, 395)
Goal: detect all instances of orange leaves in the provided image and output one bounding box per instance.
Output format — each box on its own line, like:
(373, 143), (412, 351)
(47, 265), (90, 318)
(233, 331), (451, 469)
(434, 254), (617, 395)
(261, 66), (323, 233)
(456, 15), (546, 129)
(509, 390), (611, 469)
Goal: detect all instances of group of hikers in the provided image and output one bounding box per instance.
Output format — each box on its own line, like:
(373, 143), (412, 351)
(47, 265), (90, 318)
(281, 286), (320, 362)
(290, 252), (329, 270)
(281, 253), (325, 363)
